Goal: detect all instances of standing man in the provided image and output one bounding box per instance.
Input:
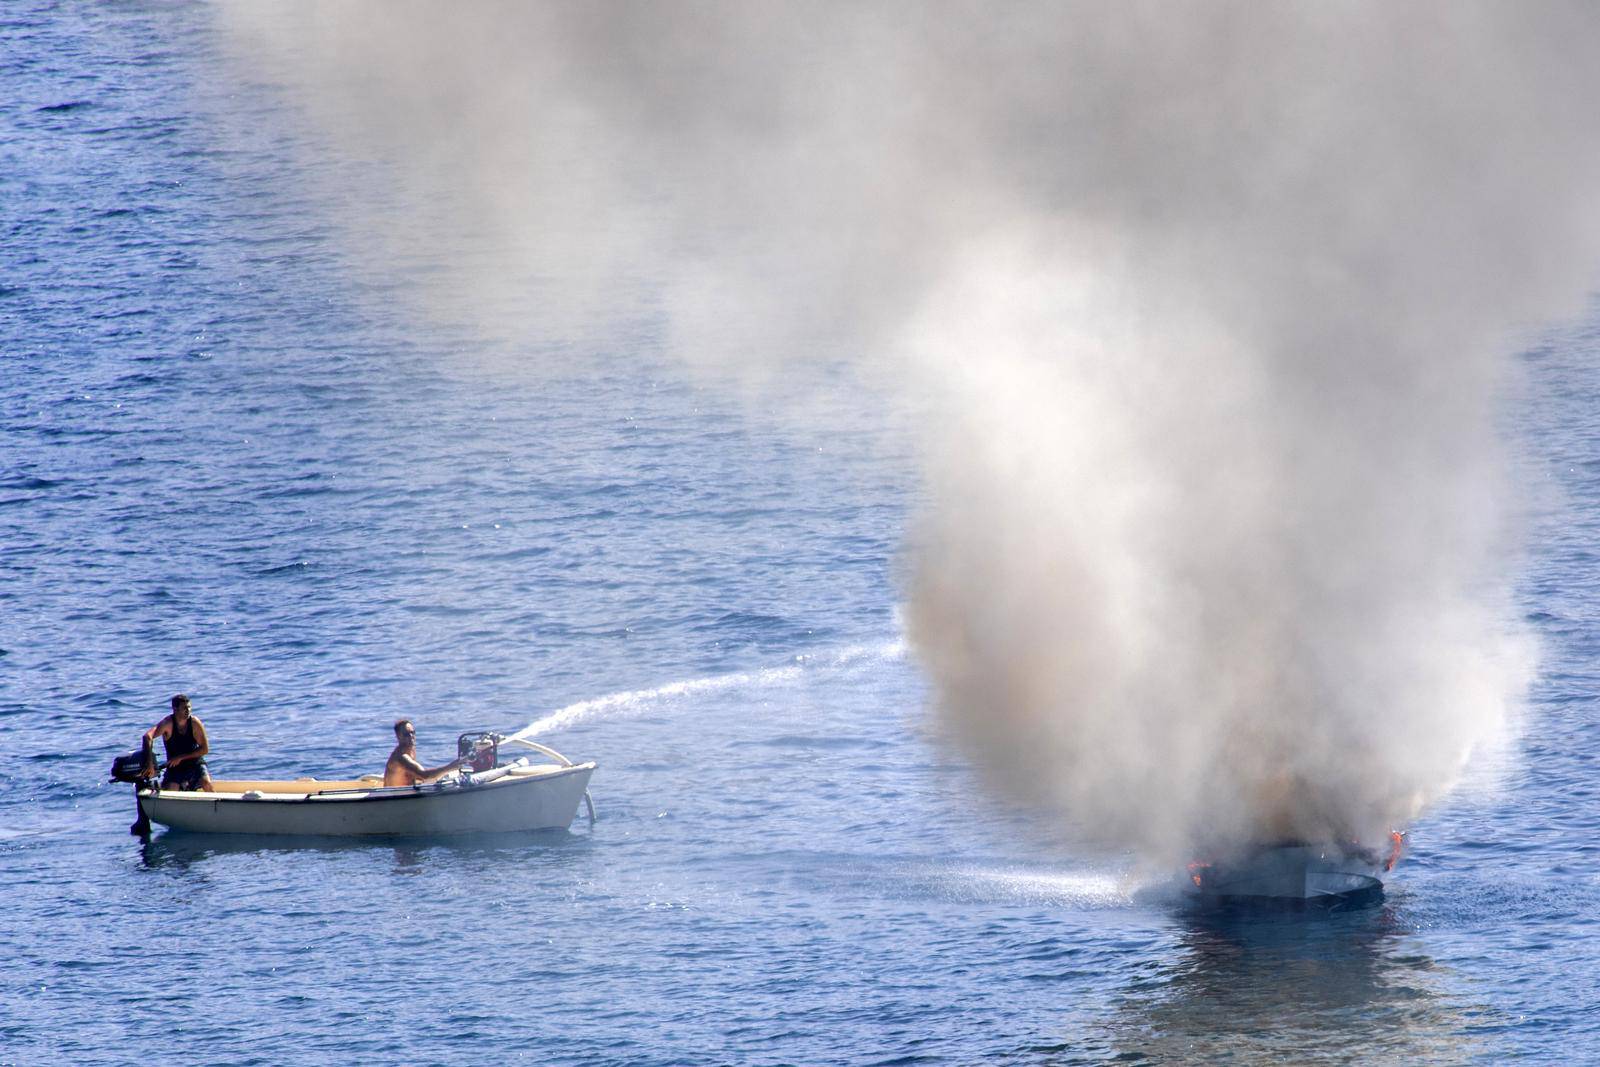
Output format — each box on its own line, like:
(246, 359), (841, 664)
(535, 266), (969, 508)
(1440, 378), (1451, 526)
(384, 719), (466, 787)
(142, 693), (213, 792)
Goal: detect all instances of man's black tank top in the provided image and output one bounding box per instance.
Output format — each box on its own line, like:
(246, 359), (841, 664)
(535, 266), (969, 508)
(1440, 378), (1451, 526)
(165, 716), (200, 760)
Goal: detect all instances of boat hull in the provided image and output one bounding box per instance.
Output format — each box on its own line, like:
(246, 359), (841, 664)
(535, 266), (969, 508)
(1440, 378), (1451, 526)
(1188, 843), (1384, 906)
(139, 763), (595, 837)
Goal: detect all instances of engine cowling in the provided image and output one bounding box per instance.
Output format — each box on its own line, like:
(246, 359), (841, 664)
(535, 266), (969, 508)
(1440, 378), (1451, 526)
(109, 749), (154, 784)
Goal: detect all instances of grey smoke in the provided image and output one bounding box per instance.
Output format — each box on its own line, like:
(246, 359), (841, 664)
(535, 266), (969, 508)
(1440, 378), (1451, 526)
(218, 1), (1600, 862)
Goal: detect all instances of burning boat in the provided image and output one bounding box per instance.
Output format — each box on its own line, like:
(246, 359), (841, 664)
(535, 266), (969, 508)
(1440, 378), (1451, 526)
(1185, 833), (1404, 907)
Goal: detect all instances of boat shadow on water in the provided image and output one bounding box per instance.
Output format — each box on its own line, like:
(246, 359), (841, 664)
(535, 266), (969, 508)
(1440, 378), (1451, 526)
(135, 827), (591, 873)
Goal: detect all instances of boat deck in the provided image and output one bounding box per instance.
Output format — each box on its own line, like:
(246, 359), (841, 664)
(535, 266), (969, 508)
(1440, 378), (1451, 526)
(208, 777), (384, 795)
(153, 762), (577, 800)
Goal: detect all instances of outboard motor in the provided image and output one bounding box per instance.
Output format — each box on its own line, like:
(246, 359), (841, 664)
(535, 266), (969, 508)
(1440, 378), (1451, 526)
(110, 749), (155, 785)
(456, 731), (499, 773)
(110, 747), (158, 837)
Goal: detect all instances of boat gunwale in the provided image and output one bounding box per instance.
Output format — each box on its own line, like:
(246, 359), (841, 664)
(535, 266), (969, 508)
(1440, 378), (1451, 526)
(139, 761), (596, 807)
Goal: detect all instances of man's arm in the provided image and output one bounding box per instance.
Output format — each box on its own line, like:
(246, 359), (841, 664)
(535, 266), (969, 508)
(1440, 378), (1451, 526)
(140, 716), (171, 772)
(401, 753), (465, 783)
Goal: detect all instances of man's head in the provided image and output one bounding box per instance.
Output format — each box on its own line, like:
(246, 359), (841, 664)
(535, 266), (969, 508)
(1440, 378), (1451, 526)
(171, 694), (191, 719)
(394, 719), (416, 744)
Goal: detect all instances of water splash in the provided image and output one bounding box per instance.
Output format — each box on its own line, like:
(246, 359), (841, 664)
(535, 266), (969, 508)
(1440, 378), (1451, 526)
(507, 640), (905, 740)
(930, 864), (1136, 909)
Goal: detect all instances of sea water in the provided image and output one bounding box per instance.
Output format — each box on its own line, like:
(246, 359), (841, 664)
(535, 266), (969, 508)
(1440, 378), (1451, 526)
(4, 6), (1600, 1064)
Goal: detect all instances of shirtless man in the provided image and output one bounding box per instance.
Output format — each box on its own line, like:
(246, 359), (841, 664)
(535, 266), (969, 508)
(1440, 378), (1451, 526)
(142, 693), (213, 792)
(383, 719), (466, 787)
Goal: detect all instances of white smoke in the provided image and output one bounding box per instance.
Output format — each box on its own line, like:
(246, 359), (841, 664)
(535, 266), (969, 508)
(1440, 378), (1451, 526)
(217, 1), (1600, 862)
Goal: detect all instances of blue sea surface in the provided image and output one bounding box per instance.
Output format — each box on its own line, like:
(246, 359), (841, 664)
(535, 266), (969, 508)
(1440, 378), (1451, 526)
(5, 6), (1600, 1064)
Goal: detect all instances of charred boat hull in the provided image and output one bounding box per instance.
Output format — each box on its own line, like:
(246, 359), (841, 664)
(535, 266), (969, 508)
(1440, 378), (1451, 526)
(1186, 843), (1387, 907)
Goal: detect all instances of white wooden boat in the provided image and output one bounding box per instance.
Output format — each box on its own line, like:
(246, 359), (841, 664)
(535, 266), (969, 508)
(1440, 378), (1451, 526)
(122, 735), (596, 838)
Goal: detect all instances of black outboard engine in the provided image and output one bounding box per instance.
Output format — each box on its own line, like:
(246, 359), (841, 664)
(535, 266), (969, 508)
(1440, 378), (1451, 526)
(456, 731), (499, 773)
(110, 749), (156, 785)
(110, 747), (159, 837)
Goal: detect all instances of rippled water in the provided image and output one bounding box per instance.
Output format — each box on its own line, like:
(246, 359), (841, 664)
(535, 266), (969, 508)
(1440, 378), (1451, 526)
(6, 6), (1600, 1064)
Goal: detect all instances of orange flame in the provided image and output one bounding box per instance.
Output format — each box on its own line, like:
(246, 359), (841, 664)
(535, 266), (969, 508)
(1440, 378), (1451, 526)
(1384, 830), (1405, 872)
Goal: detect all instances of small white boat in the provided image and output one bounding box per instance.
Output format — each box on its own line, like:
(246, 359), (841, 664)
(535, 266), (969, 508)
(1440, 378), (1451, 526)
(119, 735), (596, 838)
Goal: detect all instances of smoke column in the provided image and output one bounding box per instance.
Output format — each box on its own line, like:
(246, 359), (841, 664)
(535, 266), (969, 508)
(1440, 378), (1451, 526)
(218, 2), (1600, 862)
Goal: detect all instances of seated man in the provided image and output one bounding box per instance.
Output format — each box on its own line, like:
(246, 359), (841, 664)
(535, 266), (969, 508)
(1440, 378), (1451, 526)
(142, 693), (213, 792)
(384, 719), (466, 787)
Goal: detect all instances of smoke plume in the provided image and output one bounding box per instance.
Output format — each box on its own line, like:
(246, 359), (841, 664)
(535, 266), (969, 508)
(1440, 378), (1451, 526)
(218, 1), (1600, 862)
